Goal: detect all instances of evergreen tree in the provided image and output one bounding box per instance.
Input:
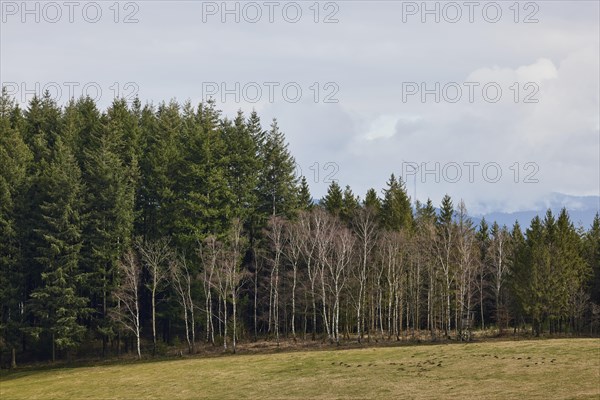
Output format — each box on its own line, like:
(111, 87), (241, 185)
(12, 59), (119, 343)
(171, 101), (232, 250)
(22, 92), (62, 164)
(78, 99), (138, 355)
(551, 208), (589, 330)
(514, 216), (550, 335)
(0, 90), (32, 367)
(256, 119), (297, 218)
(20, 94), (65, 336)
(137, 101), (179, 240)
(341, 185), (360, 223)
(363, 188), (382, 215)
(30, 138), (89, 361)
(297, 176), (314, 211)
(221, 110), (259, 221)
(438, 194), (454, 227)
(322, 181), (343, 216)
(381, 174), (413, 231)
(585, 214), (600, 306)
(507, 221), (526, 322)
(415, 198), (436, 223)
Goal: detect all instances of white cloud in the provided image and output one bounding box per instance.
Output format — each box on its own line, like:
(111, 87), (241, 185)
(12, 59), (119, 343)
(1, 1), (597, 212)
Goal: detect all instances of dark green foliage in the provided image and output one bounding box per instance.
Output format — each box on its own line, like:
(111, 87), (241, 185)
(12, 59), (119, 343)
(78, 99), (138, 349)
(322, 181), (343, 216)
(297, 176), (314, 211)
(363, 188), (381, 214)
(29, 138), (89, 359)
(341, 185), (360, 223)
(380, 174), (413, 231)
(438, 194), (454, 227)
(585, 214), (600, 304)
(0, 90), (32, 363)
(256, 119), (298, 219)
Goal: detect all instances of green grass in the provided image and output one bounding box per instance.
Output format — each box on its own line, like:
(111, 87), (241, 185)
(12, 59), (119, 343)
(1, 339), (599, 399)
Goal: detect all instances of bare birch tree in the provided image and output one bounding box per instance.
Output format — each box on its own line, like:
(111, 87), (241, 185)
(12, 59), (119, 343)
(490, 222), (510, 331)
(223, 219), (248, 353)
(200, 236), (220, 345)
(266, 216), (285, 345)
(111, 250), (142, 360)
(136, 237), (171, 356)
(455, 200), (476, 339)
(352, 207), (378, 343)
(284, 218), (305, 341)
(325, 225), (355, 345)
(170, 253), (196, 353)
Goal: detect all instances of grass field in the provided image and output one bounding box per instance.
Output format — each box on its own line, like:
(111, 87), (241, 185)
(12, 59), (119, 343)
(1, 339), (599, 399)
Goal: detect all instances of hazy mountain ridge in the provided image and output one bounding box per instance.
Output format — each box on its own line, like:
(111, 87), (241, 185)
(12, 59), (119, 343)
(475, 193), (600, 229)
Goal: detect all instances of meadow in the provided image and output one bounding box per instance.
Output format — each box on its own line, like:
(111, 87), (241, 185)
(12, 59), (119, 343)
(1, 338), (599, 399)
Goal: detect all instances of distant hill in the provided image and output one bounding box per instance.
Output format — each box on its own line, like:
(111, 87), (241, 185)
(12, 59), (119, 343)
(474, 193), (599, 229)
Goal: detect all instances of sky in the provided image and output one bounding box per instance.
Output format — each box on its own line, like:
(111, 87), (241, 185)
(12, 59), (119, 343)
(1, 0), (599, 215)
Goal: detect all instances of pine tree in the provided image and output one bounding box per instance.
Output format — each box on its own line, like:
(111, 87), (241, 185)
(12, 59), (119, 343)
(436, 194), (455, 336)
(515, 215), (550, 335)
(297, 176), (314, 211)
(322, 181), (343, 216)
(256, 119), (298, 218)
(507, 220), (526, 324)
(221, 110), (259, 221)
(341, 185), (360, 223)
(381, 174), (413, 231)
(363, 188), (381, 215)
(438, 195), (454, 227)
(22, 92), (62, 164)
(0, 89), (32, 368)
(20, 94), (65, 340)
(138, 101), (180, 240)
(585, 214), (600, 308)
(551, 208), (589, 331)
(30, 138), (89, 361)
(171, 101), (232, 250)
(78, 99), (138, 355)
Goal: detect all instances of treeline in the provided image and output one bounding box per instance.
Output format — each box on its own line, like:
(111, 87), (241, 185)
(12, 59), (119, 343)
(0, 90), (599, 366)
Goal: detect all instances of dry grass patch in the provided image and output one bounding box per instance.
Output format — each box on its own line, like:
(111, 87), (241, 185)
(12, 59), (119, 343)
(1, 338), (599, 399)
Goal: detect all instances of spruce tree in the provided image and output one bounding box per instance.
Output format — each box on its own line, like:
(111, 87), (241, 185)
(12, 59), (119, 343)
(256, 119), (297, 218)
(438, 194), (454, 227)
(363, 188), (382, 214)
(585, 214), (600, 309)
(0, 90), (32, 367)
(322, 181), (343, 216)
(138, 101), (180, 240)
(341, 185), (360, 223)
(221, 110), (259, 221)
(297, 176), (314, 211)
(551, 208), (589, 329)
(30, 138), (89, 361)
(78, 99), (138, 355)
(381, 174), (413, 231)
(171, 100), (232, 249)
(20, 94), (65, 336)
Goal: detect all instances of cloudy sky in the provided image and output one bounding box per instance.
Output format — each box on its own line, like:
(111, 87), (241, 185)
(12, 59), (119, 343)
(1, 0), (598, 214)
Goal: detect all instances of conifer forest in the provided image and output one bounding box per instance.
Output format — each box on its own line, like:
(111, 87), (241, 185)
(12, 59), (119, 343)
(1, 91), (598, 367)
